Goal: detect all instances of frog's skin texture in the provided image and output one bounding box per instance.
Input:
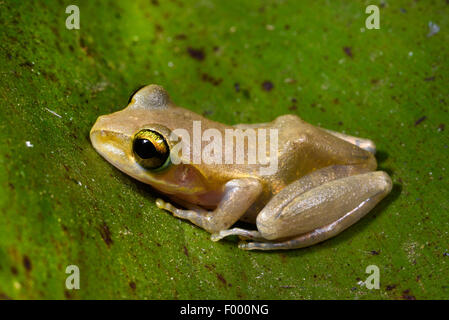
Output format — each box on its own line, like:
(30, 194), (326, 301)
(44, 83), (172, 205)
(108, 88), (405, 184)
(90, 85), (392, 250)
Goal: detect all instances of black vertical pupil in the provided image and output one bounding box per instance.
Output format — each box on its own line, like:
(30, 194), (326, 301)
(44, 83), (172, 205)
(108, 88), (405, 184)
(133, 139), (157, 159)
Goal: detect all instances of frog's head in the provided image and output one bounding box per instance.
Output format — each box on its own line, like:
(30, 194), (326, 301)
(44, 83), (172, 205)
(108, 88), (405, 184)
(90, 84), (208, 196)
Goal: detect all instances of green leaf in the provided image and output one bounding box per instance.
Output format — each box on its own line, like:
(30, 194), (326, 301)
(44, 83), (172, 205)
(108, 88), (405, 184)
(0, 0), (448, 299)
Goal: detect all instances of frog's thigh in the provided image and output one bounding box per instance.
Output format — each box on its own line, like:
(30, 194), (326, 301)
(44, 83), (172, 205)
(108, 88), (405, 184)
(243, 171), (392, 250)
(211, 164), (371, 242)
(156, 178), (262, 233)
(323, 128), (376, 154)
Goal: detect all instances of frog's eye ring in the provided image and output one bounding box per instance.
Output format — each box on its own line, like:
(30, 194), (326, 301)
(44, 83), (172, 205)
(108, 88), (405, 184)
(133, 129), (170, 170)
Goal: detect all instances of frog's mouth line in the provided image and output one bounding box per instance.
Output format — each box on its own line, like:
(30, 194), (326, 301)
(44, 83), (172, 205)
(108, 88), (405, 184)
(90, 128), (208, 196)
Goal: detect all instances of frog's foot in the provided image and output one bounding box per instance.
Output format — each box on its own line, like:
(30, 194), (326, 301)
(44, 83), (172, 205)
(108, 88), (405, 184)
(211, 228), (266, 242)
(323, 129), (376, 154)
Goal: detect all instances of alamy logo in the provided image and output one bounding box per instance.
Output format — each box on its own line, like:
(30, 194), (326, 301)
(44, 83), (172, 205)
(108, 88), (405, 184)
(364, 265), (380, 289)
(65, 5), (80, 30)
(65, 265), (80, 290)
(365, 5), (380, 30)
(169, 121), (279, 175)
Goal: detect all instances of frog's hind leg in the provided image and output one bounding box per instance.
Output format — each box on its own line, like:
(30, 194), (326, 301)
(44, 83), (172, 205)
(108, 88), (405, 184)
(239, 171), (392, 250)
(240, 191), (384, 250)
(323, 128), (376, 154)
(211, 164), (375, 243)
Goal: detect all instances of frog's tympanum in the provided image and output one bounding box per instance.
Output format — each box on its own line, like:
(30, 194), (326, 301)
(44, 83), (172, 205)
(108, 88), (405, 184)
(90, 85), (392, 250)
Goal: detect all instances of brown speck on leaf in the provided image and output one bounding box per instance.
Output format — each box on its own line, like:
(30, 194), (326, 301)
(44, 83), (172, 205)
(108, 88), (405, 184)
(414, 116), (427, 126)
(202, 73), (222, 86)
(370, 250), (380, 255)
(0, 293), (12, 300)
(155, 24), (163, 33)
(174, 34), (187, 40)
(438, 123), (445, 131)
(64, 290), (73, 299)
(23, 255), (32, 271)
(279, 253), (288, 263)
(386, 284), (397, 291)
(19, 61), (34, 68)
(289, 105), (297, 111)
(216, 273), (227, 285)
(187, 47), (205, 61)
(183, 245), (189, 257)
(10, 266), (18, 275)
(129, 281), (136, 290)
(424, 76), (435, 81)
(203, 110), (214, 117)
(202, 110), (213, 116)
(234, 83), (240, 92)
(401, 289), (416, 300)
(343, 46), (353, 58)
(204, 264), (215, 271)
(99, 223), (113, 247)
(262, 81), (274, 91)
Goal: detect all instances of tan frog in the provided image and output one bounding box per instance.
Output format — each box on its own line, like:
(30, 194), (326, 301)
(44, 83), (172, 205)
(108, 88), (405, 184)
(90, 85), (392, 250)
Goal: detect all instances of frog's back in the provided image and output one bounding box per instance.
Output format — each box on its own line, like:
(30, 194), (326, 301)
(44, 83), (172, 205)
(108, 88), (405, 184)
(256, 114), (377, 193)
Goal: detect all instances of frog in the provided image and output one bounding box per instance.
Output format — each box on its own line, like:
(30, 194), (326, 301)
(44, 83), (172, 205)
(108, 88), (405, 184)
(90, 84), (392, 250)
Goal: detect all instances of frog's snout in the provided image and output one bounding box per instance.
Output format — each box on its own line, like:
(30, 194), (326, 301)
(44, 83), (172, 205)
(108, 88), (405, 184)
(90, 115), (132, 165)
(90, 114), (114, 138)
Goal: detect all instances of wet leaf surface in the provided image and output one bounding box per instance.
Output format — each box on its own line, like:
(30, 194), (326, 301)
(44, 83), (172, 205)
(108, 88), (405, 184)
(0, 0), (448, 299)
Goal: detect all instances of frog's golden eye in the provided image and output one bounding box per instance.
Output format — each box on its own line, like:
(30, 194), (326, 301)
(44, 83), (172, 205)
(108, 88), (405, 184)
(133, 129), (170, 170)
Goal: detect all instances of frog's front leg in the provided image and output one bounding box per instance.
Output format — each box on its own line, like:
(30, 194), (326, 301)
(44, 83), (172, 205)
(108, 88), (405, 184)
(156, 178), (262, 233)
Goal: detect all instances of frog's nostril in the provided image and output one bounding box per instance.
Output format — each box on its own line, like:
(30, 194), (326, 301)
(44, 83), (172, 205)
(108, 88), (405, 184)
(90, 116), (105, 135)
(90, 129), (130, 159)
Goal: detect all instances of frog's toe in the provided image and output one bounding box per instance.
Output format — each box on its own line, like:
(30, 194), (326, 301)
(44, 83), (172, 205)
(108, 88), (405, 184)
(238, 241), (267, 250)
(155, 198), (166, 209)
(155, 198), (178, 215)
(211, 228), (265, 242)
(210, 233), (223, 242)
(238, 241), (258, 250)
(211, 230), (235, 242)
(238, 240), (296, 251)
